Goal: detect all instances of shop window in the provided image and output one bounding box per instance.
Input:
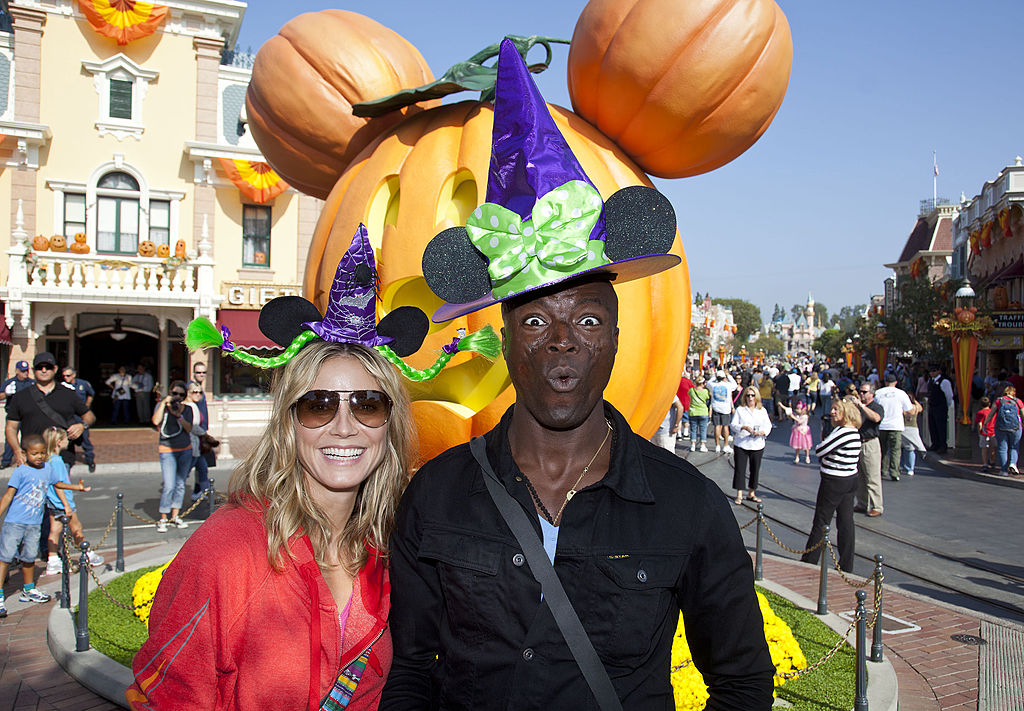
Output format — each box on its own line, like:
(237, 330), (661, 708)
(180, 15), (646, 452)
(149, 199), (170, 245)
(81, 54), (158, 141)
(242, 205), (271, 268)
(63, 193), (85, 240)
(219, 350), (274, 396)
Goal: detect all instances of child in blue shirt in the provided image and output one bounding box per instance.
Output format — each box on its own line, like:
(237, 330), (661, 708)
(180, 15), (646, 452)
(44, 427), (103, 575)
(0, 433), (88, 617)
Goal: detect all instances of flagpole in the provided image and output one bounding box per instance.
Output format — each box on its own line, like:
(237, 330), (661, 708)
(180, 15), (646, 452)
(933, 150), (938, 204)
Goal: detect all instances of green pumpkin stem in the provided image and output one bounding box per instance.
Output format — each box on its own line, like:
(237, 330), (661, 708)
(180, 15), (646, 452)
(352, 35), (569, 117)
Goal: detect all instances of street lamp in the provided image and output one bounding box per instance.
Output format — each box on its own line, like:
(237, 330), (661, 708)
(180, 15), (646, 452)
(842, 338), (855, 370)
(873, 322), (889, 374)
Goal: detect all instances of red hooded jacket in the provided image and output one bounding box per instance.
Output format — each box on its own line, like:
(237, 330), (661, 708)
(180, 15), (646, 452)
(127, 505), (391, 710)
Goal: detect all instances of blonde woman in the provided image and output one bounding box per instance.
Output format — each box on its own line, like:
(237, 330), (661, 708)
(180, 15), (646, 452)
(129, 341), (412, 710)
(801, 397), (863, 572)
(729, 386), (772, 505)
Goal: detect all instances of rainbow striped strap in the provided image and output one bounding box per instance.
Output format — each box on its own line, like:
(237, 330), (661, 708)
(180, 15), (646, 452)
(320, 647), (371, 710)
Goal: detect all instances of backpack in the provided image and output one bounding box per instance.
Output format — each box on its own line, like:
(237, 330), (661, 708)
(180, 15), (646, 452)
(994, 397), (1022, 432)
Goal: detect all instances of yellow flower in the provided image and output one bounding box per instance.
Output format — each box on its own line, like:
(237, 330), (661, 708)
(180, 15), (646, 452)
(132, 559), (173, 628)
(671, 592), (806, 708)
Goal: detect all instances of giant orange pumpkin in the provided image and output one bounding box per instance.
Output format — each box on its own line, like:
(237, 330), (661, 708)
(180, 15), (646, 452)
(567, 0), (792, 178)
(246, 10), (439, 199)
(306, 101), (690, 463)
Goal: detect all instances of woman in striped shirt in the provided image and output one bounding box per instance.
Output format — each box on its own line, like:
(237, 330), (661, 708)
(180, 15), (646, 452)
(800, 397), (863, 572)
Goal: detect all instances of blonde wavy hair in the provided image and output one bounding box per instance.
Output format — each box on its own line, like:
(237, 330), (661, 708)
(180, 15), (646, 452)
(229, 340), (414, 574)
(740, 386), (762, 409)
(833, 397), (863, 429)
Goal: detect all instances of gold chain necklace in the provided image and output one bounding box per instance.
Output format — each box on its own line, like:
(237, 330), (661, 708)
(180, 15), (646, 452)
(547, 419), (613, 526)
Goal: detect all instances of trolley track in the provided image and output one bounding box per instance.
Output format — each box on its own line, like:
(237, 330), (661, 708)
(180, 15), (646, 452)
(686, 449), (1024, 622)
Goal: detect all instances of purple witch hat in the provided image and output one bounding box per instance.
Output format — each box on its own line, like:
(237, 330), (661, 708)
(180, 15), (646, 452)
(258, 224), (428, 358)
(422, 38), (680, 322)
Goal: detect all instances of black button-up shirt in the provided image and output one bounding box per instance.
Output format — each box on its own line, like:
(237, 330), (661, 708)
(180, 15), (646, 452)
(383, 403), (775, 710)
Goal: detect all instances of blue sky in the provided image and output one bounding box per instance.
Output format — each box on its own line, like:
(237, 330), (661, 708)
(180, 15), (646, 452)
(236, 1), (1024, 325)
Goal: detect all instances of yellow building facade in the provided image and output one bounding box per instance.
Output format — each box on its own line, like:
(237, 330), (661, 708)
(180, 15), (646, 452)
(0, 1), (319, 451)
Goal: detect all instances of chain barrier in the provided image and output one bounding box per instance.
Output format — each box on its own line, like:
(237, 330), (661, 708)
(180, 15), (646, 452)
(824, 540), (877, 590)
(738, 514), (759, 531)
(123, 487), (212, 525)
(757, 514), (826, 556)
(59, 487), (218, 615)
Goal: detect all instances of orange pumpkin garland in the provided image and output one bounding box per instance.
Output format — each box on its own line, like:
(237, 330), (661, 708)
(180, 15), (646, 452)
(567, 0), (793, 178)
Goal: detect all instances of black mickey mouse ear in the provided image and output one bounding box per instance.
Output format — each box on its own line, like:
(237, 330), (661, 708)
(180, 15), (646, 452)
(602, 186), (677, 261)
(259, 296), (323, 347)
(422, 226), (492, 304)
(376, 306), (429, 358)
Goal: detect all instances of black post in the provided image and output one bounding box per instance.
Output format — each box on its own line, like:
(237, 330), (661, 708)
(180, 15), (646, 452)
(816, 524), (830, 615)
(116, 492), (125, 572)
(871, 554), (884, 662)
(75, 541), (90, 652)
(754, 503), (764, 581)
(207, 477), (216, 518)
(854, 590), (868, 710)
(58, 515), (70, 609)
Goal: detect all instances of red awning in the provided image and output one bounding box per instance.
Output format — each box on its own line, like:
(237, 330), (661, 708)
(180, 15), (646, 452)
(0, 301), (11, 346)
(216, 309), (278, 349)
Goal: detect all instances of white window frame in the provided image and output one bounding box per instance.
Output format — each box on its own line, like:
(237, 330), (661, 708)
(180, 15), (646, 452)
(81, 54), (159, 141)
(47, 158), (184, 254)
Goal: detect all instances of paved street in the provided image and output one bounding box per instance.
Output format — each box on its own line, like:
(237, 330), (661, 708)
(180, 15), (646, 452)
(680, 416), (1024, 627)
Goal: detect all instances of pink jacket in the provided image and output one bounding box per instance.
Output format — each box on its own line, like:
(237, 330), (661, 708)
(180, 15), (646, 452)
(127, 505), (391, 710)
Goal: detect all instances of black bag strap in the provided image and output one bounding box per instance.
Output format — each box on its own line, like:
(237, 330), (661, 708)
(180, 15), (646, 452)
(27, 385), (72, 429)
(469, 436), (623, 711)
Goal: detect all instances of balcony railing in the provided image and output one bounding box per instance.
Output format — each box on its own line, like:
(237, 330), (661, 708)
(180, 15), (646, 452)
(4, 246), (214, 305)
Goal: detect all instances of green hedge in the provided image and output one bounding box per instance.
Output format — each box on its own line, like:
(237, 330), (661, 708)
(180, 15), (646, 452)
(86, 564), (160, 668)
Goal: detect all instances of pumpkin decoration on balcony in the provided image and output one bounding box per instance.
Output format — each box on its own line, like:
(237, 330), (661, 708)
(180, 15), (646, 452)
(49, 235), (67, 252)
(253, 251), (267, 265)
(138, 240), (156, 258)
(156, 243), (170, 258)
(69, 233), (90, 254)
(245, 10), (439, 199)
(254, 3), (790, 462)
(174, 239), (187, 259)
(566, 0), (793, 178)
(32, 234), (49, 251)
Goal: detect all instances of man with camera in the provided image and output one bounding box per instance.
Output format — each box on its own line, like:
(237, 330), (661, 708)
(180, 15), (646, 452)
(5, 352), (94, 469)
(150, 381), (193, 532)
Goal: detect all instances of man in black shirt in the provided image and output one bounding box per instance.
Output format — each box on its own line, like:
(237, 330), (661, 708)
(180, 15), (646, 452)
(852, 382), (885, 517)
(5, 352), (94, 469)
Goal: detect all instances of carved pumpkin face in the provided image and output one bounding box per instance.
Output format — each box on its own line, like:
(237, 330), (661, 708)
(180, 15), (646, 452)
(69, 239), (90, 254)
(306, 101), (690, 464)
(138, 240), (156, 257)
(254, 251), (267, 265)
(33, 235), (50, 251)
(567, 0), (793, 178)
(156, 244), (170, 258)
(49, 235), (67, 252)
(74, 232), (87, 244)
(175, 240), (187, 259)
(956, 307), (977, 324)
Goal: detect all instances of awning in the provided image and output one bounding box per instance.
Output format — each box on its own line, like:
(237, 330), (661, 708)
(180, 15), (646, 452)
(976, 256), (1024, 290)
(216, 309), (278, 349)
(0, 301), (11, 346)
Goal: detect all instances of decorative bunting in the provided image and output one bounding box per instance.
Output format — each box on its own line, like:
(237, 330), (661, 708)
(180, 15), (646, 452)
(78, 0), (168, 46)
(969, 231), (981, 255)
(981, 221), (993, 249)
(998, 208), (1012, 238)
(217, 158), (290, 204)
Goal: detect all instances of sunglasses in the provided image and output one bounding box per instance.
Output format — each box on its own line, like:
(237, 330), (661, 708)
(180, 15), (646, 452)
(34, 364), (55, 371)
(293, 389), (392, 429)
(858, 389), (870, 394)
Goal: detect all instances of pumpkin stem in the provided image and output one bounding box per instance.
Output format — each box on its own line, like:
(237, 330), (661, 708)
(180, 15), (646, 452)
(353, 35), (569, 117)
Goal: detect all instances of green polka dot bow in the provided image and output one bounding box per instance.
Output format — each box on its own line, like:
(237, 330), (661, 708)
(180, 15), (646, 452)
(465, 180), (611, 299)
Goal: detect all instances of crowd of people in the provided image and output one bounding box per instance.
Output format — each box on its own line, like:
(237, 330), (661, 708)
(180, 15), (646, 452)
(657, 356), (1024, 573)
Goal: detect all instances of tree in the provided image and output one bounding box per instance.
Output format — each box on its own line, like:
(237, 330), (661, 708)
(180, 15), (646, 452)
(885, 278), (953, 361)
(711, 298), (762, 342)
(813, 329), (847, 361)
(771, 303), (785, 323)
(750, 331), (784, 356)
(837, 305), (866, 331)
(814, 303), (830, 328)
(694, 291), (702, 305)
(688, 325), (709, 360)
(790, 304), (805, 322)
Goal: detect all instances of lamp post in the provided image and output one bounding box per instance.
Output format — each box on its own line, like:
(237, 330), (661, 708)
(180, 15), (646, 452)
(739, 345), (748, 364)
(936, 280), (990, 459)
(842, 338), (855, 370)
(717, 344), (727, 368)
(853, 333), (863, 374)
(757, 348), (765, 366)
(873, 322), (890, 374)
